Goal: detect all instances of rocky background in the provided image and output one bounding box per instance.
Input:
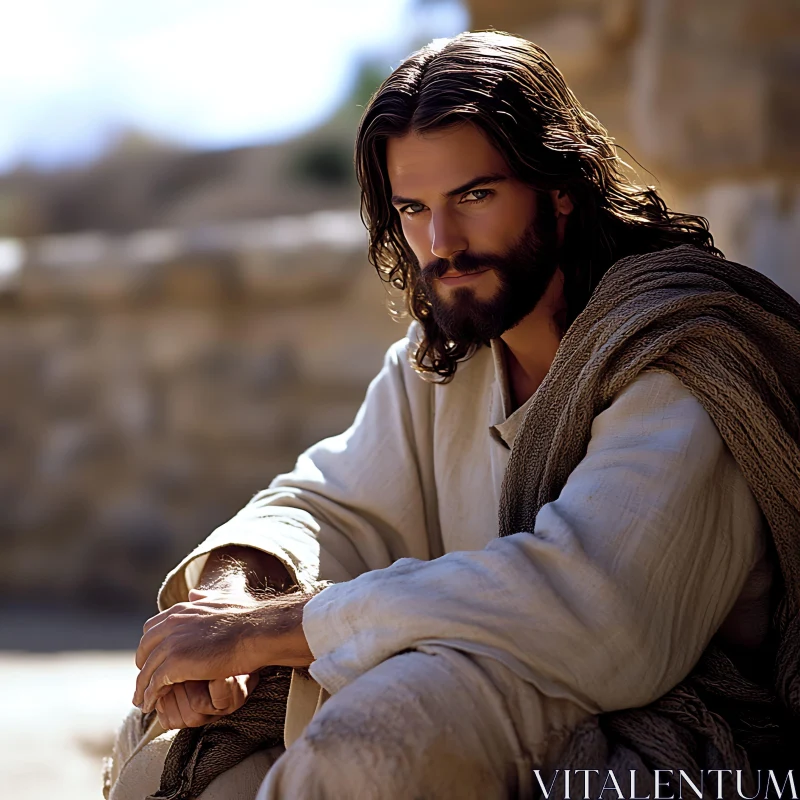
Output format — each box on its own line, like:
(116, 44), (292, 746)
(0, 0), (798, 616)
(470, 0), (800, 296)
(0, 72), (404, 613)
(0, 213), (403, 610)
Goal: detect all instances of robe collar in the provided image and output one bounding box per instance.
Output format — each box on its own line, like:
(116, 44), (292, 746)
(488, 338), (536, 449)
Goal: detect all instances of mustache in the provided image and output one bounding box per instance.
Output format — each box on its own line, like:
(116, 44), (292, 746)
(421, 251), (504, 280)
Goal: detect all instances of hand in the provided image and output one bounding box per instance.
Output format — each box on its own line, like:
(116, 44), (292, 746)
(133, 587), (261, 713)
(133, 587), (312, 714)
(155, 673), (260, 730)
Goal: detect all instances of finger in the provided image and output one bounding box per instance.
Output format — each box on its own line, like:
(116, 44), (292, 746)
(208, 676), (236, 711)
(135, 615), (179, 671)
(185, 680), (218, 716)
(133, 644), (164, 708)
(160, 689), (186, 730)
(173, 682), (213, 728)
(188, 588), (211, 602)
(224, 674), (255, 711)
(156, 696), (179, 730)
(230, 675), (250, 706)
(156, 697), (169, 730)
(142, 603), (188, 635)
(144, 672), (178, 716)
(135, 645), (171, 712)
(171, 684), (193, 727)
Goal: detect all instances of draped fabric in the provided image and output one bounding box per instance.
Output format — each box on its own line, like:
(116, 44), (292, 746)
(499, 246), (800, 794)
(148, 667), (291, 800)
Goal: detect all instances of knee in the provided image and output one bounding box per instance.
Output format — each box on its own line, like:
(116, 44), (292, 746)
(196, 746), (285, 800)
(104, 709), (173, 800)
(103, 707), (147, 797)
(258, 706), (394, 800)
(106, 709), (283, 800)
(257, 650), (520, 800)
(113, 707), (154, 762)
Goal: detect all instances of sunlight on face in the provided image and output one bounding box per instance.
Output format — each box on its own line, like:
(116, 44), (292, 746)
(386, 123), (565, 344)
(386, 123), (540, 305)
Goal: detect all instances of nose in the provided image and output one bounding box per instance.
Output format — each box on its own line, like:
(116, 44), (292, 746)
(429, 213), (467, 261)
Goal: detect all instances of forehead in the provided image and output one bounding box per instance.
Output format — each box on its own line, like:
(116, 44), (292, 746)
(385, 123), (508, 195)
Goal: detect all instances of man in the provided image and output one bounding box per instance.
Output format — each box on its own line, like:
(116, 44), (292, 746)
(106, 31), (795, 800)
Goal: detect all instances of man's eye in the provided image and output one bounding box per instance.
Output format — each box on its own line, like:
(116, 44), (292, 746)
(462, 189), (492, 203)
(400, 203), (425, 215)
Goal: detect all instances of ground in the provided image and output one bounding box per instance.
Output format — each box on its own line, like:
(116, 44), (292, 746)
(0, 608), (144, 800)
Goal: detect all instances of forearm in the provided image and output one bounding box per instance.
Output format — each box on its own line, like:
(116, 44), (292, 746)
(198, 548), (314, 670)
(134, 588), (315, 712)
(198, 545), (294, 594)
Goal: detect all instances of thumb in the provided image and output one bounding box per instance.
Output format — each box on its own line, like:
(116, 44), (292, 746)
(187, 588), (210, 602)
(208, 677), (235, 711)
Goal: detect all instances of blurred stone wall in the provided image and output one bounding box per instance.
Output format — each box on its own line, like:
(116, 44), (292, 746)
(0, 212), (402, 611)
(3, 2), (797, 613)
(468, 0), (800, 299)
(0, 129), (362, 239)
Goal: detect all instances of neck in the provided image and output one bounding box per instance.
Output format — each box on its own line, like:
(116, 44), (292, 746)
(500, 268), (566, 410)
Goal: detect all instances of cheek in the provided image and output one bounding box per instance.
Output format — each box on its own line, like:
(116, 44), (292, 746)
(487, 207), (526, 243)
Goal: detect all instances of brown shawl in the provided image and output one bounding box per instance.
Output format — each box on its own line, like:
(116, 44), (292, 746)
(147, 666), (291, 800)
(499, 245), (800, 795)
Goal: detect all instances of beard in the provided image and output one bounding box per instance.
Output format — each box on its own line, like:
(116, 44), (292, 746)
(417, 198), (560, 344)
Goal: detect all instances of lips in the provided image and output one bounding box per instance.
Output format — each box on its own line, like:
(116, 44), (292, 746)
(438, 269), (490, 286)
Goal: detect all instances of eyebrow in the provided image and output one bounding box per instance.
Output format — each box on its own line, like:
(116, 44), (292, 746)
(390, 172), (509, 207)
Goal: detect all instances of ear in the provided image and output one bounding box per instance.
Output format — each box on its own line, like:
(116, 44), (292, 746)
(550, 188), (574, 217)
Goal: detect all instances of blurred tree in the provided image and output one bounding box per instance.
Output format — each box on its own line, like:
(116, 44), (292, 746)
(0, 57), (396, 232)
(287, 58), (391, 188)
(290, 140), (353, 187)
(350, 60), (393, 116)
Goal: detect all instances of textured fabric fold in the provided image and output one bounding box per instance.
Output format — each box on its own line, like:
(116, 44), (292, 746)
(499, 245), (800, 790)
(148, 666), (291, 800)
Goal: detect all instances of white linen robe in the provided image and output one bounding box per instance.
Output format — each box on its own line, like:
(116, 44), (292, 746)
(158, 325), (770, 764)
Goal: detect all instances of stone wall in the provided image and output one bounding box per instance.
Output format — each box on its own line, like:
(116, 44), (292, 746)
(3, 3), (797, 612)
(467, 0), (800, 300)
(0, 212), (402, 610)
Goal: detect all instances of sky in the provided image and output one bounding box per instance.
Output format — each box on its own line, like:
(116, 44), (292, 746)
(0, 0), (468, 171)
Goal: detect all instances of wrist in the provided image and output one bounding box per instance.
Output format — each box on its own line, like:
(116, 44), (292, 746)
(240, 595), (313, 671)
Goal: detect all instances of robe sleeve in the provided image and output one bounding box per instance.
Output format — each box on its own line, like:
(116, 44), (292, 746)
(157, 330), (435, 610)
(302, 370), (764, 754)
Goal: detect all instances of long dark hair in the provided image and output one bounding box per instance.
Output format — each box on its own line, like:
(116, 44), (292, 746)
(355, 31), (722, 382)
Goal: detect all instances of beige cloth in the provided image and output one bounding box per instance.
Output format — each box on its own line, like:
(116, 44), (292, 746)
(299, 368), (766, 753)
(109, 347), (767, 797)
(137, 325), (767, 779)
(105, 709), (284, 800)
(258, 648), (554, 800)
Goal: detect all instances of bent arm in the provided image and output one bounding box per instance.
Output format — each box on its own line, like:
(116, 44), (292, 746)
(156, 332), (435, 611)
(301, 371), (764, 758)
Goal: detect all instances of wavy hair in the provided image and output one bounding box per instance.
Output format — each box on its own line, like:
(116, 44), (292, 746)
(355, 31), (722, 382)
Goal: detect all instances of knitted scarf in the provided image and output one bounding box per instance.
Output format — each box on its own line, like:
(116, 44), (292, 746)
(147, 666), (291, 800)
(498, 245), (800, 796)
